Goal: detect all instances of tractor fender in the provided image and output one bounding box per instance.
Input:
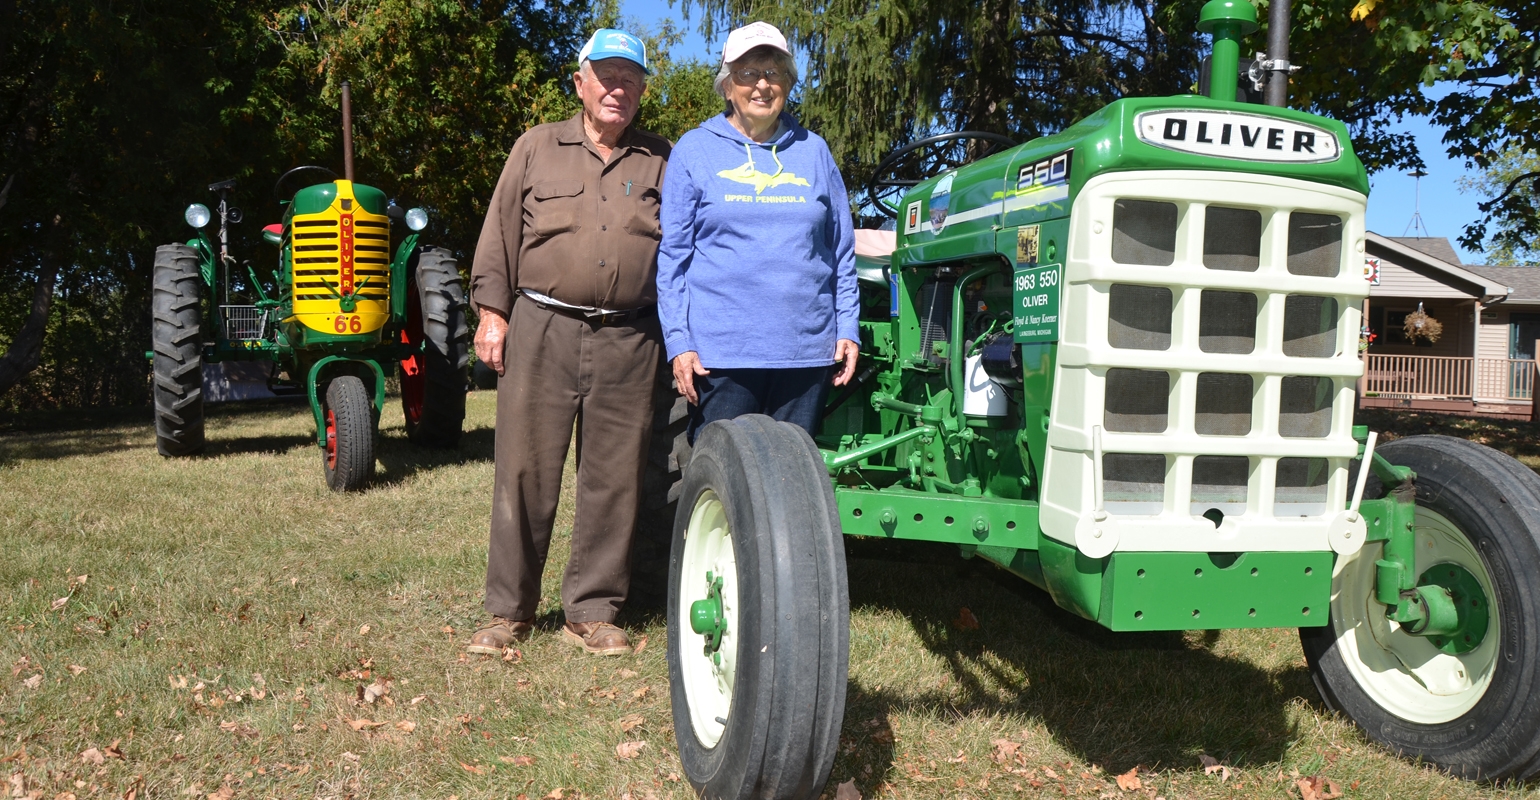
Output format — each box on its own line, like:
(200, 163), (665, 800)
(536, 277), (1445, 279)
(305, 356), (386, 446)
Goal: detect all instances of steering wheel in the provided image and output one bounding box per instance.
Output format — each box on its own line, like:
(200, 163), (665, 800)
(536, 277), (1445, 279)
(867, 131), (1018, 218)
(274, 165), (340, 203)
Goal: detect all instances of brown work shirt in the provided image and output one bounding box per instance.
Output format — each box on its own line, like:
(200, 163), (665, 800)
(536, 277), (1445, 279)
(470, 113), (671, 314)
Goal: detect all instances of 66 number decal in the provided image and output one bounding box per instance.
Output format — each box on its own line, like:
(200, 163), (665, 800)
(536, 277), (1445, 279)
(332, 315), (363, 334)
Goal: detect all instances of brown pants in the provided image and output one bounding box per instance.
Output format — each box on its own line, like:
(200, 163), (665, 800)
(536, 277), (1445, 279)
(485, 300), (660, 623)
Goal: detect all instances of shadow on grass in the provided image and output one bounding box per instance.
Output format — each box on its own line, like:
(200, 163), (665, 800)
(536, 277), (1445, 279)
(0, 397), (314, 462)
(1357, 407), (1540, 461)
(371, 424), (496, 486)
(840, 537), (1312, 787)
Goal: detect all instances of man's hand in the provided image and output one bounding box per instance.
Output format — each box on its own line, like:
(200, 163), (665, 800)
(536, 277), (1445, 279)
(474, 308), (510, 376)
(672, 352), (710, 405)
(832, 339), (859, 386)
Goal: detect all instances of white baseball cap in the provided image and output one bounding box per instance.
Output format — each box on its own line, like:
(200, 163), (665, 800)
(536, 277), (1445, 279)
(721, 21), (791, 64)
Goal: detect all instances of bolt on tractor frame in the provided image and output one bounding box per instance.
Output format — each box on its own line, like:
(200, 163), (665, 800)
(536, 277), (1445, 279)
(149, 83), (469, 490)
(663, 2), (1540, 796)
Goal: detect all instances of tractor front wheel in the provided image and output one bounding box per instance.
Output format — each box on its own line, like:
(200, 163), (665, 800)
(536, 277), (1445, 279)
(401, 246), (469, 448)
(151, 243), (206, 456)
(1301, 435), (1540, 781)
(667, 415), (847, 799)
(324, 376), (375, 492)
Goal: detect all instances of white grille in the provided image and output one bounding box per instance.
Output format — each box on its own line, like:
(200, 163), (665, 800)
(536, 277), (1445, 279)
(1042, 170), (1368, 554)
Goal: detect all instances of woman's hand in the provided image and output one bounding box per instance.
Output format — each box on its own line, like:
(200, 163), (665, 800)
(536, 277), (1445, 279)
(672, 352), (710, 405)
(832, 339), (859, 386)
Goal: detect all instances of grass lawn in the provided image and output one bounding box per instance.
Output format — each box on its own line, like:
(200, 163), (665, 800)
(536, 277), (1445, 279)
(1, 395), (1537, 799)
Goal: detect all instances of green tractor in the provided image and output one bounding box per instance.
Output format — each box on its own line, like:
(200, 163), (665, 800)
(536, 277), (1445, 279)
(150, 83), (469, 490)
(663, 2), (1540, 796)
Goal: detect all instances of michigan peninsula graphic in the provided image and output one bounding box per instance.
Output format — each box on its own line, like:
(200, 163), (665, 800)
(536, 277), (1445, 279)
(717, 161), (811, 194)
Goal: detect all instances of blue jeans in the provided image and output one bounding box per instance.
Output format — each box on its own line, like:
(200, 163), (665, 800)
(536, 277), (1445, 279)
(687, 366), (833, 444)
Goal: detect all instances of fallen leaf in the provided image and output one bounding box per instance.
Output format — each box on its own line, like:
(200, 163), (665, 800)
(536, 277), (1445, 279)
(499, 755), (536, 766)
(1115, 767), (1142, 791)
(358, 624), (371, 636)
(615, 740), (646, 760)
(870, 728), (894, 744)
(73, 575), (88, 586)
(991, 739), (1020, 764)
(459, 761), (487, 775)
(206, 784), (234, 800)
(409, 694), (428, 705)
(631, 686), (650, 700)
(619, 669), (638, 679)
(344, 718), (386, 731)
(50, 597), (68, 611)
(544, 789), (565, 799)
(441, 625), (454, 634)
(503, 648), (522, 663)
(7, 773), (22, 798)
(218, 721), (259, 739)
(834, 779), (861, 800)
(394, 721), (416, 733)
(105, 740), (124, 760)
(80, 748), (105, 766)
(291, 722), (305, 732)
(1043, 767), (1059, 780)
(632, 635), (648, 654)
(952, 607), (980, 630)
(66, 665), (86, 677)
(20, 675), (40, 690)
(1200, 754), (1232, 781)
(362, 681), (389, 704)
(947, 751), (967, 764)
(1296, 775), (1342, 800)
(619, 714), (645, 733)
(341, 751), (361, 762)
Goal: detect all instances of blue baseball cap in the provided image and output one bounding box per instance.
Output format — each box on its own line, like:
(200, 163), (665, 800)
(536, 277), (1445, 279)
(579, 28), (649, 74)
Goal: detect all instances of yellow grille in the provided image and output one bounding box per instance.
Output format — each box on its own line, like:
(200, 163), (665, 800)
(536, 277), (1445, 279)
(287, 180), (391, 336)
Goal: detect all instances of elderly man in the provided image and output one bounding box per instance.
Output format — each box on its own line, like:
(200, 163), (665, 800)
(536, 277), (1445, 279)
(466, 28), (669, 657)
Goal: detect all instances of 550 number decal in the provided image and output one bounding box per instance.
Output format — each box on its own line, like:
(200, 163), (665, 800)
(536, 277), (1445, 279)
(1013, 269), (1058, 292)
(333, 315), (363, 334)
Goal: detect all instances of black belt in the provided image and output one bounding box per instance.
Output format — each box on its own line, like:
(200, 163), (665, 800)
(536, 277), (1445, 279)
(526, 297), (656, 326)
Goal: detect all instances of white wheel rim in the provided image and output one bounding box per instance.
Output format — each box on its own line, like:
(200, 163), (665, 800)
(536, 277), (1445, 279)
(1329, 506), (1500, 723)
(678, 489), (739, 747)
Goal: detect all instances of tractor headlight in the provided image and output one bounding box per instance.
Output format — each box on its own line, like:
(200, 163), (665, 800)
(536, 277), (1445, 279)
(184, 203), (211, 229)
(405, 207), (428, 231)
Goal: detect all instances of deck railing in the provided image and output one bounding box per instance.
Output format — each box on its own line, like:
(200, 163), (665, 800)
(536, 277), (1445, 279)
(1363, 354), (1537, 402)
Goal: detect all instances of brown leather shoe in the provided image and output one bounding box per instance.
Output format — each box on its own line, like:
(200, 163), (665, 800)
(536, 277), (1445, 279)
(466, 616), (533, 655)
(562, 621), (632, 656)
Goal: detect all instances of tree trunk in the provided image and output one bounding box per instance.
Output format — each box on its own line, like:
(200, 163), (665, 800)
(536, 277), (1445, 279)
(0, 257), (60, 397)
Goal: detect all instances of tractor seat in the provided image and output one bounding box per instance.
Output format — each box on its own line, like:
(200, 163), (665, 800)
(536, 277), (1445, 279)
(262, 223), (285, 246)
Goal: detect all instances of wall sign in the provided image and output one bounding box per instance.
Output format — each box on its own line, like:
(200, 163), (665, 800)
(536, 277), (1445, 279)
(1364, 255), (1381, 286)
(1013, 225), (1059, 342)
(1134, 109), (1341, 164)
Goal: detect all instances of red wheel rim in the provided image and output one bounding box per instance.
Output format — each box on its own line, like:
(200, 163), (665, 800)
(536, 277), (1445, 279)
(325, 408), (338, 469)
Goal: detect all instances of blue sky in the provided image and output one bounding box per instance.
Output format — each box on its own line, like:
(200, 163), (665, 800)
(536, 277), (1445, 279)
(620, 0), (1490, 263)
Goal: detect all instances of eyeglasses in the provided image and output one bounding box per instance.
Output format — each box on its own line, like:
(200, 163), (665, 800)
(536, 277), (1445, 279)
(730, 67), (788, 87)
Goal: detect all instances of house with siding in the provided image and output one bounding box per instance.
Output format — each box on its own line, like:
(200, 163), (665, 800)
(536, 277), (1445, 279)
(1360, 233), (1540, 419)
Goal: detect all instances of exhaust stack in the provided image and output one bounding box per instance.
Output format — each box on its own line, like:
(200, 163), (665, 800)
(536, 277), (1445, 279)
(341, 81), (355, 182)
(1197, 0), (1259, 103)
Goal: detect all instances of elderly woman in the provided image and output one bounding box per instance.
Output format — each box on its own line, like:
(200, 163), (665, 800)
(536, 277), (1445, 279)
(656, 21), (859, 442)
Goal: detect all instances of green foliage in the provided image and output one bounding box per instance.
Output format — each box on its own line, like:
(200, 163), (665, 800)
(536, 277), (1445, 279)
(1457, 147), (1540, 265)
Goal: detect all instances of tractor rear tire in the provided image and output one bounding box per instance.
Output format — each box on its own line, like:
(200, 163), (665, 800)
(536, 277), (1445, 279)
(324, 376), (376, 492)
(667, 415), (847, 799)
(1300, 435), (1540, 781)
(151, 243), (206, 456)
(631, 366), (690, 608)
(401, 247), (468, 448)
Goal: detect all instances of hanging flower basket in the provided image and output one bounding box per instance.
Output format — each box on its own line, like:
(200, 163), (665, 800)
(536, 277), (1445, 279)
(1403, 305), (1443, 343)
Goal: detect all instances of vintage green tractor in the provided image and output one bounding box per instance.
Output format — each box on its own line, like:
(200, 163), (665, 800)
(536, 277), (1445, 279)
(150, 83), (469, 490)
(663, 2), (1540, 796)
